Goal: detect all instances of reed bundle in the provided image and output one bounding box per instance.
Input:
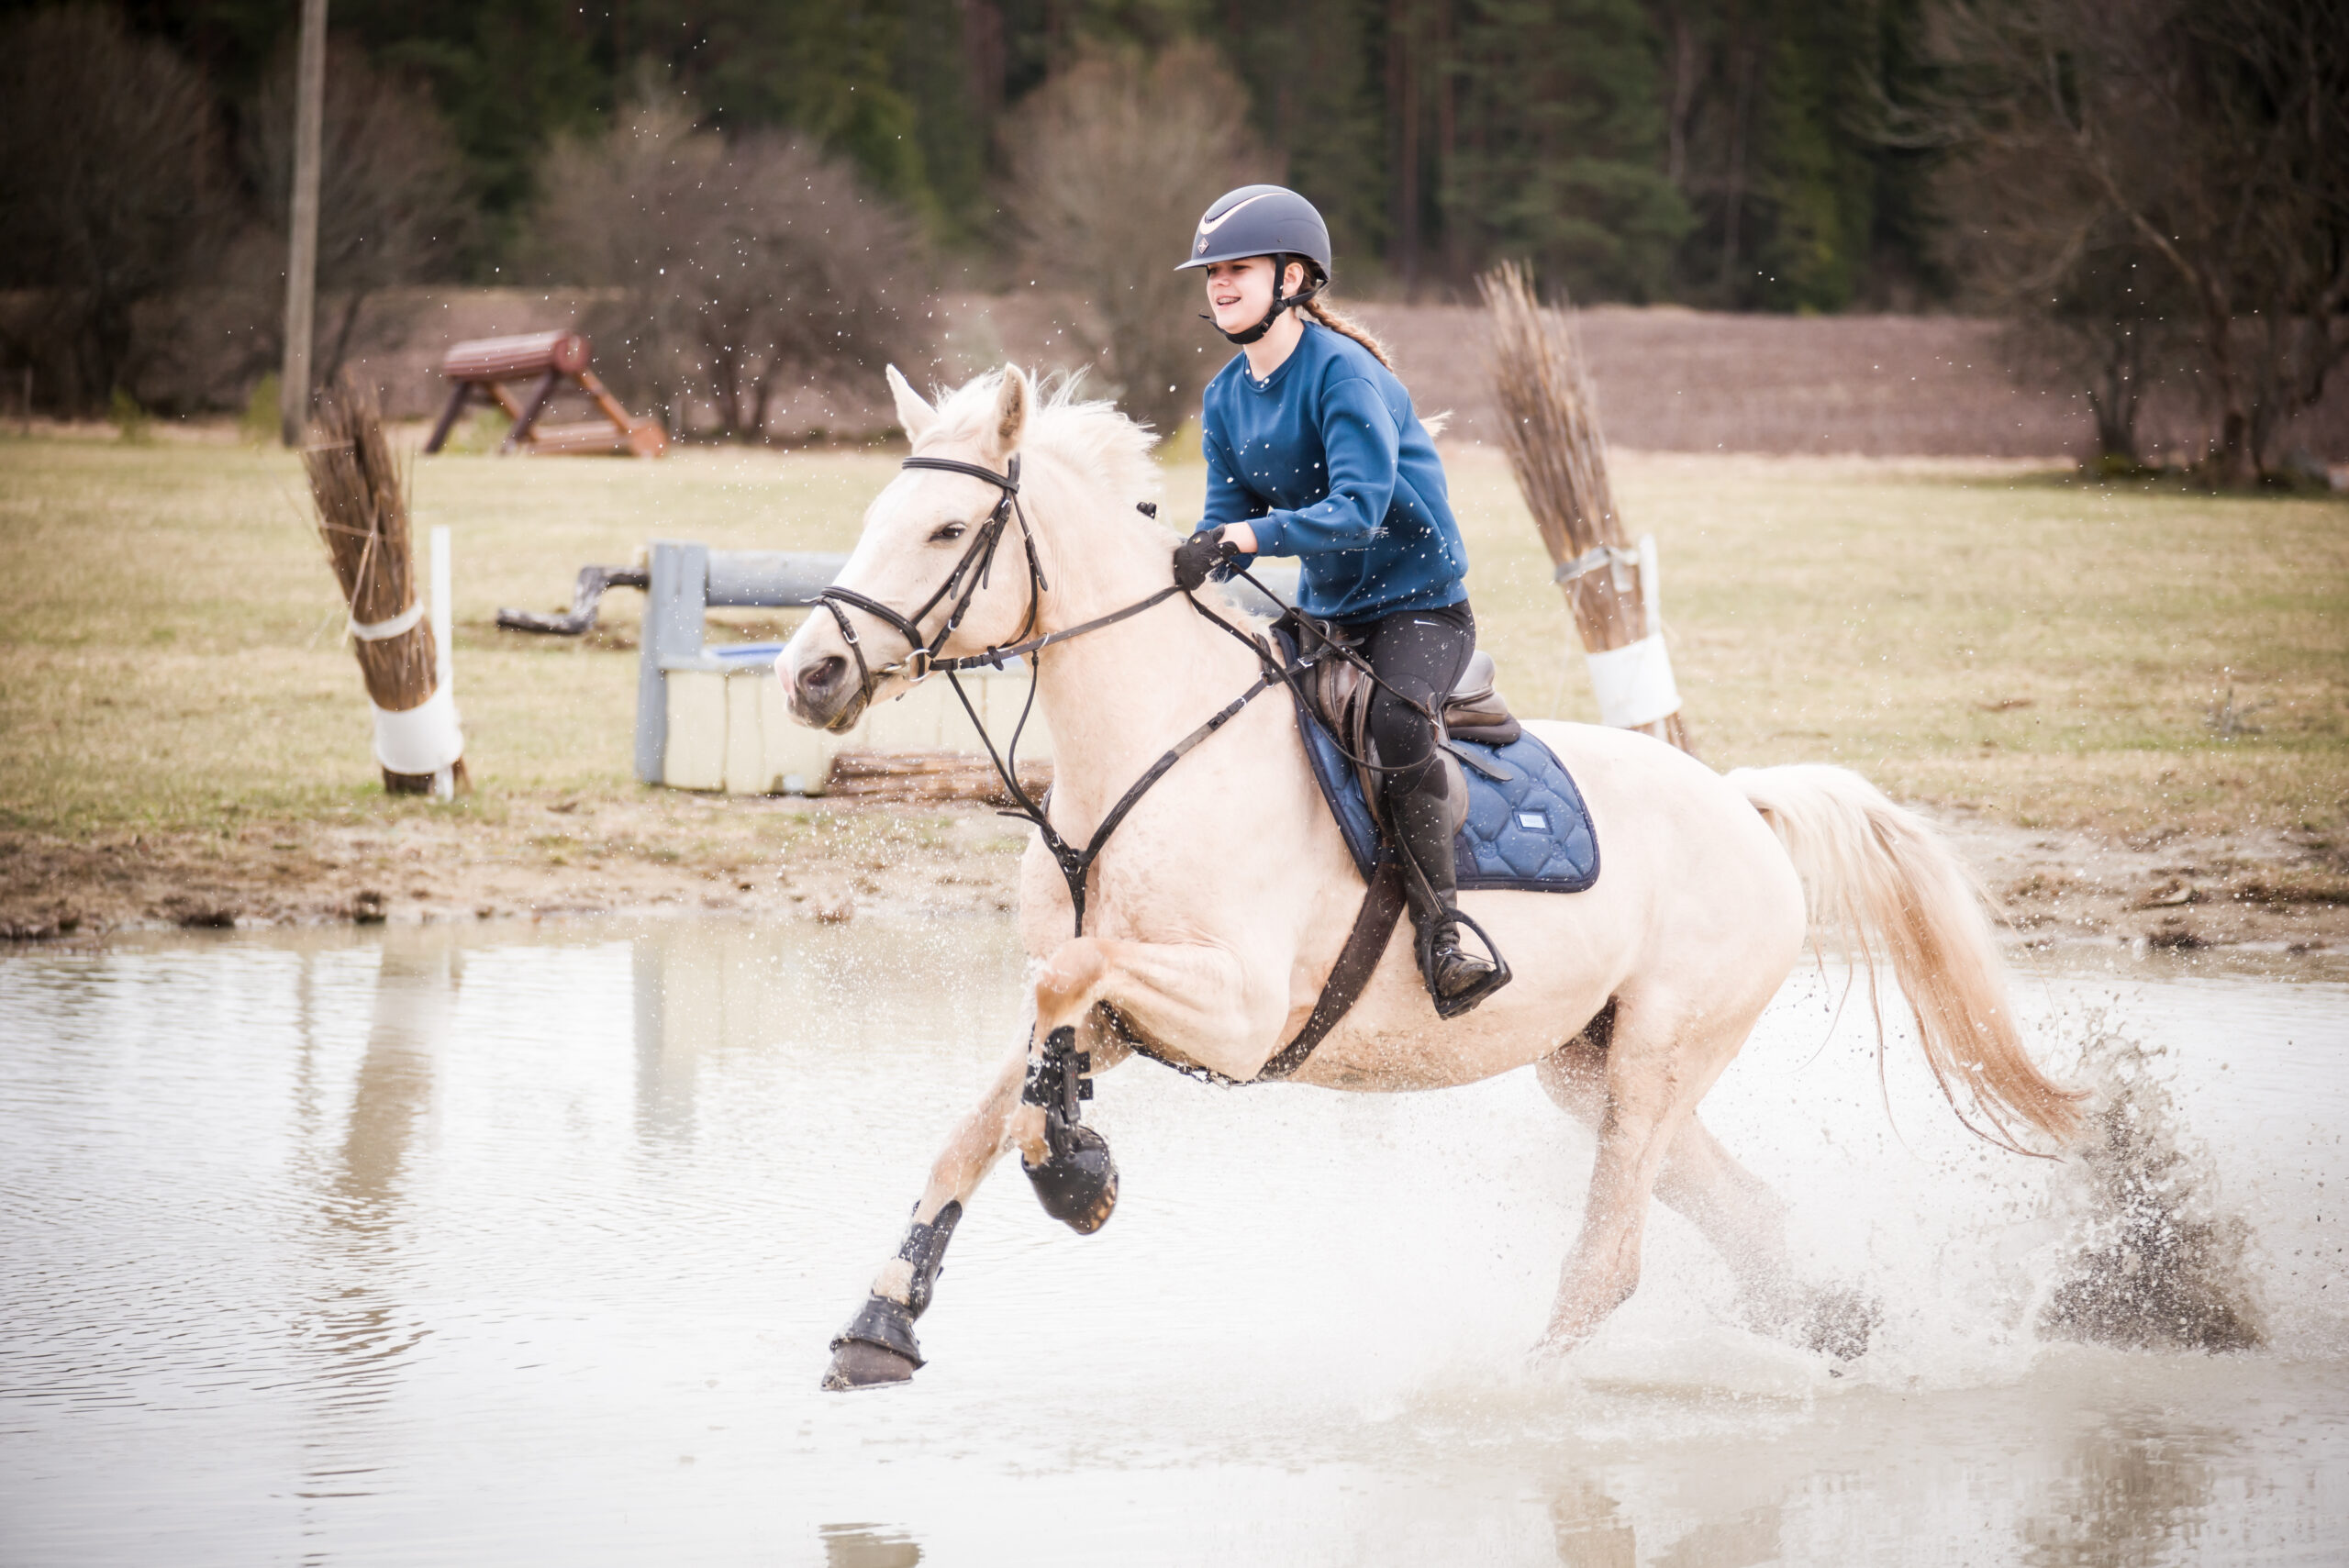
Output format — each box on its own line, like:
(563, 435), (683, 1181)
(303, 374), (466, 793)
(1479, 261), (1692, 752)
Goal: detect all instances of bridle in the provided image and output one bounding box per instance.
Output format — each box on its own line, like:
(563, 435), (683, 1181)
(814, 455), (1049, 695)
(812, 450), (1277, 937)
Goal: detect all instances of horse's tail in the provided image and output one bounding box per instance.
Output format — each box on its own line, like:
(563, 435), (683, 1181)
(1730, 763), (2083, 1152)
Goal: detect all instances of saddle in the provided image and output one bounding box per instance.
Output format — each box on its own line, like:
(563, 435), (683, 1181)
(1290, 615), (1523, 830)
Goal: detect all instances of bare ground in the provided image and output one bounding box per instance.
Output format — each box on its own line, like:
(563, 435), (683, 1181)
(5, 790), (2341, 955)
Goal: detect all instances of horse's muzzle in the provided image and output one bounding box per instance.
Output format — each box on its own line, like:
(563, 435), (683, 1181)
(783, 650), (863, 731)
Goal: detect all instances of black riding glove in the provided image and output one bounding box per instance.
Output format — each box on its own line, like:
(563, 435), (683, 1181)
(1172, 528), (1241, 593)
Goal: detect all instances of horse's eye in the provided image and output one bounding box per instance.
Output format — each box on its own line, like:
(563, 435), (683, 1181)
(929, 523), (966, 543)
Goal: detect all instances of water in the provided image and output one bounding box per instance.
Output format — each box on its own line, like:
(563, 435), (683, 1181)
(3, 917), (2344, 1565)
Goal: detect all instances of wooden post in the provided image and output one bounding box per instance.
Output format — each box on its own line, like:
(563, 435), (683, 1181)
(278, 0), (328, 447)
(500, 370), (562, 452)
(429, 525), (456, 800)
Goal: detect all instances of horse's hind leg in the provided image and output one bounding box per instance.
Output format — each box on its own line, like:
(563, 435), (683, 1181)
(1534, 993), (1778, 1354)
(1537, 1017), (1879, 1359)
(1538, 1033), (1795, 1320)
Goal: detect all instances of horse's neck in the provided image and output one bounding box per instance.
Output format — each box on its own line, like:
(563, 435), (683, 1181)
(1022, 488), (1260, 820)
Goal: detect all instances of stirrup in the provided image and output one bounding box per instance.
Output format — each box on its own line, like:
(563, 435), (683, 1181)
(1416, 906), (1512, 1020)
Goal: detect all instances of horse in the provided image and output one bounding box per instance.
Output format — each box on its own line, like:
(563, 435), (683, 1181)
(777, 363), (2082, 1390)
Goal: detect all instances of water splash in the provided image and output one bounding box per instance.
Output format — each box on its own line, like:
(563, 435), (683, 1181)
(2038, 1015), (2266, 1352)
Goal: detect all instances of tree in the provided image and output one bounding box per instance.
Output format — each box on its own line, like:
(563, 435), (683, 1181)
(0, 5), (228, 411)
(244, 42), (475, 385)
(1003, 44), (1275, 436)
(1443, 0), (1691, 301)
(1219, 0), (1388, 270)
(1939, 0), (2349, 483)
(2000, 226), (2194, 467)
(1635, 0), (1945, 310)
(529, 100), (924, 439)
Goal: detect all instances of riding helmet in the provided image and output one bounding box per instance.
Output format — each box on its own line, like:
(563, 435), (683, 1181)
(1178, 185), (1332, 344)
(1174, 184), (1331, 278)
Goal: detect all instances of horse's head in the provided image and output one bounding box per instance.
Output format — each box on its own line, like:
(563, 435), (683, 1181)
(782, 363), (1045, 731)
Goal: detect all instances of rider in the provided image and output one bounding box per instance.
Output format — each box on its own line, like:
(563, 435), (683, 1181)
(1169, 184), (1507, 1018)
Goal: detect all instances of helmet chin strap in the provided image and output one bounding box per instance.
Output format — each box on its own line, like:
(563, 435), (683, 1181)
(1201, 258), (1327, 347)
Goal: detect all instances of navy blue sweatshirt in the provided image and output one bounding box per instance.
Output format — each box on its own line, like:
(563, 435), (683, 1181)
(1195, 320), (1468, 624)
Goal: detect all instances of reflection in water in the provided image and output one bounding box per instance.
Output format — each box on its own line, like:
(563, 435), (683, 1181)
(2021, 1409), (2221, 1568)
(819, 1522), (923, 1567)
(302, 934), (455, 1462)
(328, 939), (452, 1232)
(632, 938), (690, 1144)
(1650, 1506), (1780, 1568)
(1549, 1481), (1636, 1566)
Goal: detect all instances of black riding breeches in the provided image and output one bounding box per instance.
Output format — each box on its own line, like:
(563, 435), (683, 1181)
(1337, 599), (1475, 799)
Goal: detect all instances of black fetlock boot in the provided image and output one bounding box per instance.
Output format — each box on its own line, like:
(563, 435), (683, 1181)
(1388, 784), (1511, 1018)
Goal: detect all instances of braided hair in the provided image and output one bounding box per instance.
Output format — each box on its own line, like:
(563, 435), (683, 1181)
(1300, 295), (1395, 371)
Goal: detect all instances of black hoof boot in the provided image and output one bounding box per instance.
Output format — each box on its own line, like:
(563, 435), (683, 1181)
(823, 1296), (923, 1390)
(1020, 1025), (1118, 1234)
(1024, 1120), (1119, 1233)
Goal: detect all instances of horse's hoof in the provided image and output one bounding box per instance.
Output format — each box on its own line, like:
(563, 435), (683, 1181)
(822, 1296), (924, 1391)
(1800, 1286), (1882, 1362)
(1024, 1121), (1119, 1234)
(821, 1339), (918, 1391)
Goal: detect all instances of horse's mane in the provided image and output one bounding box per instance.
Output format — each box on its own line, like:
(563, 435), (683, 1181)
(926, 369), (1162, 515)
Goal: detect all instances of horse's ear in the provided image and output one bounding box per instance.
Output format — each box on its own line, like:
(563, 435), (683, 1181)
(981, 363), (1030, 463)
(885, 364), (937, 444)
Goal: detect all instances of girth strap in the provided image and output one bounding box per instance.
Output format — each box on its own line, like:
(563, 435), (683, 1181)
(1255, 857), (1408, 1080)
(1100, 851), (1407, 1086)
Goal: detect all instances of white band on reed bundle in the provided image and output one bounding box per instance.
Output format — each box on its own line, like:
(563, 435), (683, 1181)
(371, 685), (464, 774)
(1583, 634), (1682, 730)
(350, 600), (426, 642)
(1553, 544), (1642, 585)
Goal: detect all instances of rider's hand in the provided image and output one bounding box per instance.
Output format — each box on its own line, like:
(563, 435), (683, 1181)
(1172, 525), (1255, 592)
(1172, 527), (1234, 592)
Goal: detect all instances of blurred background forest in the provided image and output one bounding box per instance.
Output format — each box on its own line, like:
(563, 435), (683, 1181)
(1, 0), (2342, 479)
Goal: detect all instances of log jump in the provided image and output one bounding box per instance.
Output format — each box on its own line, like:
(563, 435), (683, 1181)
(424, 330), (666, 458)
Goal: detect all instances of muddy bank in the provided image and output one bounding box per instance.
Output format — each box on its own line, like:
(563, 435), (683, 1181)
(4, 792), (2342, 954)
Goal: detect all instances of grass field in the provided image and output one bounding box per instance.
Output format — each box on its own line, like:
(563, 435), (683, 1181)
(2, 425), (2343, 844)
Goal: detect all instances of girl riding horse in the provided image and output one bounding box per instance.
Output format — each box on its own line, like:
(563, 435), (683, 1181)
(1170, 184), (1504, 1018)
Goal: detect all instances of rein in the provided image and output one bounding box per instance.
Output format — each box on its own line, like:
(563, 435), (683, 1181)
(815, 452), (1291, 937)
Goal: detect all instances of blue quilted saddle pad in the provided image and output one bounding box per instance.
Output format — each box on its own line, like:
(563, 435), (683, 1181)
(1278, 639), (1600, 895)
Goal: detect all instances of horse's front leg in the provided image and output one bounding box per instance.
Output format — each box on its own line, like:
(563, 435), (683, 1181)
(1009, 934), (1269, 1227)
(821, 1024), (1094, 1391)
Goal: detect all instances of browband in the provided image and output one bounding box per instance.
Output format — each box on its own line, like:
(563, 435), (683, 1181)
(902, 455), (1019, 493)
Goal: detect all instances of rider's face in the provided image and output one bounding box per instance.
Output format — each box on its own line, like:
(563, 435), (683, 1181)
(1203, 256), (1302, 334)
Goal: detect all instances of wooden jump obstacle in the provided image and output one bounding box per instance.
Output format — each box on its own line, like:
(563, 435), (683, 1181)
(500, 547), (1294, 795)
(424, 330), (666, 458)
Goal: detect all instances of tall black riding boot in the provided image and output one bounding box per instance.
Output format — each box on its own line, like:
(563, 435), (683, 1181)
(1388, 782), (1509, 1018)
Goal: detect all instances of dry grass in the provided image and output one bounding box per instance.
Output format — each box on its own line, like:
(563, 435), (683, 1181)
(1427, 448), (2349, 839)
(1, 428), (2343, 843)
(0, 430), (872, 831)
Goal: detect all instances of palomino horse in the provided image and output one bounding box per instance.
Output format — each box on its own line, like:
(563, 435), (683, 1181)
(779, 365), (2081, 1390)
